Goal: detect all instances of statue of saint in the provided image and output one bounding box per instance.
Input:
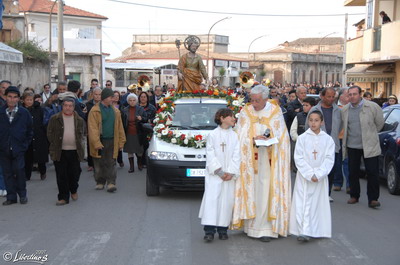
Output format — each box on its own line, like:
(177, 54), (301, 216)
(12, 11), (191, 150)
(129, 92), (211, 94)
(177, 35), (209, 92)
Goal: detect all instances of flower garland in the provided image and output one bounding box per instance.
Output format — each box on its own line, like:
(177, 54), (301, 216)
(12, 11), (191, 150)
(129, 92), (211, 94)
(153, 88), (245, 149)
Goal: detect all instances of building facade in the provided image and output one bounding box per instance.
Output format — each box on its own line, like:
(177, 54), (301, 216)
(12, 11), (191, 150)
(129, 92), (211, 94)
(230, 46), (343, 85)
(16, 0), (108, 91)
(345, 0), (400, 98)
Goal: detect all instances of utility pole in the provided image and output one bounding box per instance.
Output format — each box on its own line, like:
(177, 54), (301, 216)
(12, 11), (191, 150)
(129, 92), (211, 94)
(342, 13), (348, 87)
(57, 0), (65, 81)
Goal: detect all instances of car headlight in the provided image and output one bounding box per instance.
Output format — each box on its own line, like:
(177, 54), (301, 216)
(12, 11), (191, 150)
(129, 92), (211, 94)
(149, 151), (178, 160)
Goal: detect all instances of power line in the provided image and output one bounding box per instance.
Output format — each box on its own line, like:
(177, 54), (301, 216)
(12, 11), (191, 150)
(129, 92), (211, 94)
(105, 0), (364, 17)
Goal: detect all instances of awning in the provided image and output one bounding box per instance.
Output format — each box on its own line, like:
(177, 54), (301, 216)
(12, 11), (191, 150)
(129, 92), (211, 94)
(346, 64), (395, 83)
(0, 42), (23, 63)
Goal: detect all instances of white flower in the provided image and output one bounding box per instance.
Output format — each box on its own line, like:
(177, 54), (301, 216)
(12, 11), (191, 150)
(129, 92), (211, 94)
(232, 100), (240, 106)
(235, 113), (240, 118)
(166, 119), (172, 125)
(184, 139), (189, 145)
(153, 117), (159, 123)
(161, 129), (168, 136)
(171, 138), (177, 144)
(157, 133), (162, 138)
(195, 140), (204, 148)
(238, 97), (245, 105)
(160, 112), (167, 119)
(174, 130), (182, 137)
(162, 103), (167, 108)
(165, 92), (172, 98)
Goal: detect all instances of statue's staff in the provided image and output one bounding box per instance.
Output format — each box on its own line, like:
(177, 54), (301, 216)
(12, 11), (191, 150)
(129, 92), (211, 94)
(175, 39), (185, 91)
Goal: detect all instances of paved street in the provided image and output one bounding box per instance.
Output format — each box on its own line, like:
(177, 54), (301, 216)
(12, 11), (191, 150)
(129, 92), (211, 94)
(0, 160), (399, 265)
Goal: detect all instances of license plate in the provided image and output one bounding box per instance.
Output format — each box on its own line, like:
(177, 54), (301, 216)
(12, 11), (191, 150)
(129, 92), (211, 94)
(186, 168), (206, 177)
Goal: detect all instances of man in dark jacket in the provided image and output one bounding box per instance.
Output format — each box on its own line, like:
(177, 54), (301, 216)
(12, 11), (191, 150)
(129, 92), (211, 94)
(149, 85), (164, 109)
(286, 86), (307, 130)
(67, 80), (86, 120)
(0, 86), (33, 205)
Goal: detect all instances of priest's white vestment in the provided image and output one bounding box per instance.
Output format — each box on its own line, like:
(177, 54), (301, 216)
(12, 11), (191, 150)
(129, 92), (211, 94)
(290, 129), (335, 238)
(232, 101), (291, 238)
(199, 126), (240, 227)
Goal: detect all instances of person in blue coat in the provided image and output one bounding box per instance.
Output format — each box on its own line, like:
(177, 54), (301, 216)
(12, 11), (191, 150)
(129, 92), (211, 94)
(0, 86), (33, 205)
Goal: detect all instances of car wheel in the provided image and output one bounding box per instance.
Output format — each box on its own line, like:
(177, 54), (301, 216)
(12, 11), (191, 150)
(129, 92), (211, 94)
(386, 161), (400, 195)
(146, 171), (160, 196)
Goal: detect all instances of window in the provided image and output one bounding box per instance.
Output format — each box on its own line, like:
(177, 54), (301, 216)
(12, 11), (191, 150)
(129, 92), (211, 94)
(78, 27), (95, 39)
(383, 109), (400, 131)
(366, 0), (373, 29)
(52, 25), (58, 38)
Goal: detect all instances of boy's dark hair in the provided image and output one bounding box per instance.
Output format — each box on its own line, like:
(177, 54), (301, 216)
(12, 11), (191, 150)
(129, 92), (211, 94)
(288, 89), (296, 95)
(214, 108), (234, 125)
(309, 110), (324, 121)
(91, 79), (99, 83)
(303, 96), (316, 106)
(67, 80), (81, 93)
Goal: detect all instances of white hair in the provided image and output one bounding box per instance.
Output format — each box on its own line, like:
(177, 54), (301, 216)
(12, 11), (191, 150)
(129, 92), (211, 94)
(127, 93), (138, 101)
(250, 85), (269, 99)
(93, 87), (102, 94)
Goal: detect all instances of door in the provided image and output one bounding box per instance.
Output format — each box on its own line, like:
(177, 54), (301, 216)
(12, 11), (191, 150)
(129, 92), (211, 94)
(274, 70), (283, 84)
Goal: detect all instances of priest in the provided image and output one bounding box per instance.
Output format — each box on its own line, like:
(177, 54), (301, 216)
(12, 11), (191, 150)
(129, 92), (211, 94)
(232, 85), (291, 242)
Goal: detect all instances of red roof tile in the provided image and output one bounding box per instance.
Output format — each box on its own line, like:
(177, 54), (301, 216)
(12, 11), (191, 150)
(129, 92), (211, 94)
(19, 0), (108, 20)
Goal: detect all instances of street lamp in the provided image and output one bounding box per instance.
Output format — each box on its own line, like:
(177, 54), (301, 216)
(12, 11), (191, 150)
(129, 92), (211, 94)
(206, 17), (231, 77)
(316, 32), (337, 84)
(248, 35), (268, 61)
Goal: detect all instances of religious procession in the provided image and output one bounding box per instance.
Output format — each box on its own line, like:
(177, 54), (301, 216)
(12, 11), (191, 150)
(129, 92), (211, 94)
(2, 31), (395, 251)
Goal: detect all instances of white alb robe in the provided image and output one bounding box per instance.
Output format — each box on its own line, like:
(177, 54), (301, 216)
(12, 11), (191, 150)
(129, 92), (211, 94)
(290, 129), (335, 238)
(243, 103), (275, 238)
(199, 126), (240, 227)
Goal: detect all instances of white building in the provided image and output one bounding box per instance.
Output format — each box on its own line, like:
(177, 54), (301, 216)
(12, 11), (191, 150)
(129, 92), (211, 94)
(19, 0), (107, 91)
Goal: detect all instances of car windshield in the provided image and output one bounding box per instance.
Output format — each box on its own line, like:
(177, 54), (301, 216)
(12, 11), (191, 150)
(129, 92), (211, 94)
(171, 103), (226, 130)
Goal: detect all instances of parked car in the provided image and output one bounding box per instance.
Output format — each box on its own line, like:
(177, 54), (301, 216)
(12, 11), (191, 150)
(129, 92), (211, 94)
(146, 98), (227, 196)
(379, 104), (400, 195)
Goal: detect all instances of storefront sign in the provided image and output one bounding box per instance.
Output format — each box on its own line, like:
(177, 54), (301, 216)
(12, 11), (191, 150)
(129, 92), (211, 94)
(347, 76), (394, 82)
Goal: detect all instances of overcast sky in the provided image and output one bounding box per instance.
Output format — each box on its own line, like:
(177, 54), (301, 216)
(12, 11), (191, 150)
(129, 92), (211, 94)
(65, 0), (366, 59)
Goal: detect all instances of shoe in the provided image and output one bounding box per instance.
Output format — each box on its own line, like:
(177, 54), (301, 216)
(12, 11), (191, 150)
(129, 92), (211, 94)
(119, 162), (124, 168)
(218, 233), (228, 240)
(347, 197), (359, 204)
(107, 184), (117, 193)
(40, 174), (47, 180)
(56, 200), (68, 206)
(87, 166), (94, 172)
(259, 236), (271, 242)
(346, 187), (351, 194)
(333, 186), (341, 191)
(71, 193), (78, 201)
(297, 235), (310, 242)
(203, 234), (214, 242)
(95, 184), (105, 190)
(3, 200), (17, 206)
(20, 197), (28, 204)
(329, 196), (334, 202)
(368, 200), (381, 209)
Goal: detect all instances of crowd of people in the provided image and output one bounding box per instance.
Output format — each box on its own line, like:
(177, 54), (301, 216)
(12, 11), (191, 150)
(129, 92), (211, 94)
(0, 79), (162, 206)
(0, 77), (394, 243)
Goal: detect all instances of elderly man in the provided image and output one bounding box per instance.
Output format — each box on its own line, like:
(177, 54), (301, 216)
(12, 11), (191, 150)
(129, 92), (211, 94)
(342, 86), (384, 208)
(0, 87), (33, 205)
(233, 85), (291, 242)
(287, 86), (307, 128)
(41, 84), (51, 104)
(150, 85), (164, 109)
(47, 97), (86, 205)
(307, 87), (342, 202)
(88, 88), (126, 192)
